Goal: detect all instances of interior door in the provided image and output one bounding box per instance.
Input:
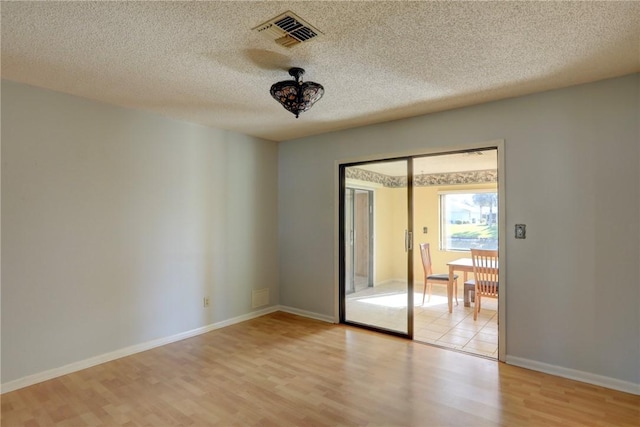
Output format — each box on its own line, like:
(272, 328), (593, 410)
(340, 159), (413, 336)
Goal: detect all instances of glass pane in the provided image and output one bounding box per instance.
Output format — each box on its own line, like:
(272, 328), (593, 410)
(441, 192), (498, 251)
(412, 150), (499, 358)
(344, 160), (409, 334)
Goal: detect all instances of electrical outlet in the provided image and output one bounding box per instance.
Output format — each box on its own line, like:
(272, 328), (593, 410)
(515, 224), (526, 239)
(203, 297), (210, 308)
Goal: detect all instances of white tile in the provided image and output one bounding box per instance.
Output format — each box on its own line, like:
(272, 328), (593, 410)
(437, 334), (471, 346)
(464, 339), (498, 353)
(423, 323), (452, 334)
(446, 328), (477, 339)
(414, 329), (445, 340)
(432, 318), (461, 327)
(346, 280), (499, 359)
(482, 320), (498, 329)
(456, 322), (485, 332)
(474, 333), (498, 344)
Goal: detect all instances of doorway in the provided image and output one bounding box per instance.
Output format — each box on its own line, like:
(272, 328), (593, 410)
(339, 147), (502, 359)
(345, 188), (373, 294)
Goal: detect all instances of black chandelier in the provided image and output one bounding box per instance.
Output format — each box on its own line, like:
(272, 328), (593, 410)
(270, 67), (324, 118)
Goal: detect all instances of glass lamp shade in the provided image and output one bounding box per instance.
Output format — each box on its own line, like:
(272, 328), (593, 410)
(270, 78), (324, 118)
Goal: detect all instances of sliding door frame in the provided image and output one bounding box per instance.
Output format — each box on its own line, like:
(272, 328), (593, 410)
(334, 140), (506, 362)
(339, 157), (414, 338)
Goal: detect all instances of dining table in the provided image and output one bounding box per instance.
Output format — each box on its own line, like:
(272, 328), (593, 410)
(447, 256), (498, 313)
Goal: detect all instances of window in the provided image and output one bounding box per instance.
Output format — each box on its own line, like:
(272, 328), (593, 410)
(440, 191), (498, 251)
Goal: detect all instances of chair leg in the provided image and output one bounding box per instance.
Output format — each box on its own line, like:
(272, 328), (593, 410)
(454, 279), (458, 306)
(473, 295), (480, 320)
(474, 294), (479, 320)
(427, 282), (432, 303)
(422, 279), (427, 305)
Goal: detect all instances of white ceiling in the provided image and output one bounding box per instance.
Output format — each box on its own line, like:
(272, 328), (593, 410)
(2, 1), (639, 142)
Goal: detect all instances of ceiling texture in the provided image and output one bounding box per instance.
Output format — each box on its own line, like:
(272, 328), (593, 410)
(2, 1), (639, 142)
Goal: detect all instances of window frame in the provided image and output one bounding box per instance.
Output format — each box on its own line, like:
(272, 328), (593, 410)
(439, 189), (498, 252)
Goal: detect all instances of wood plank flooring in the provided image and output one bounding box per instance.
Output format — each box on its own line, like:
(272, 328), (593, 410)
(2, 312), (639, 426)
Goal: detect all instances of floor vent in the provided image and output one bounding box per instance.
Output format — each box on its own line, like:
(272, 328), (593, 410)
(253, 11), (322, 48)
(252, 288), (270, 308)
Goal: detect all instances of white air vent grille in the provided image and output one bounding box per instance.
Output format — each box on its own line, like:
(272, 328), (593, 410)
(253, 11), (322, 48)
(252, 288), (270, 308)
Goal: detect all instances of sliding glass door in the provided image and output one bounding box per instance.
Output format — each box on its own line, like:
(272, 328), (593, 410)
(340, 148), (502, 360)
(340, 159), (413, 337)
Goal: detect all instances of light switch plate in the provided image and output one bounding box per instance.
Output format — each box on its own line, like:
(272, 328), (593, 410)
(515, 224), (526, 239)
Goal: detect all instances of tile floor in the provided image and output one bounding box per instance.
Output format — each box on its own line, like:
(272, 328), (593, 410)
(346, 280), (498, 358)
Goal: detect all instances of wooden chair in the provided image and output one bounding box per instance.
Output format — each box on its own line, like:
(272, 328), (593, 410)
(466, 249), (499, 320)
(419, 243), (458, 306)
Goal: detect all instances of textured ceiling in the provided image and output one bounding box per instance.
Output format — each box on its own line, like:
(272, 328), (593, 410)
(2, 1), (639, 142)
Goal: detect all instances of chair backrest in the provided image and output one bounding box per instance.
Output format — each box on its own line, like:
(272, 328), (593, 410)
(419, 243), (433, 276)
(470, 249), (499, 297)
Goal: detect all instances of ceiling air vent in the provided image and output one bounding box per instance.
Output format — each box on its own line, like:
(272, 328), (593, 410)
(253, 11), (322, 48)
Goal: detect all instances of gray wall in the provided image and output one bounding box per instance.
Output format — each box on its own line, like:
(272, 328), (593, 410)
(2, 75), (638, 390)
(279, 74), (640, 385)
(1, 81), (279, 383)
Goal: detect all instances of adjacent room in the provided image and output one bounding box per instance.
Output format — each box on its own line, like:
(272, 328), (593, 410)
(342, 150), (500, 358)
(2, 1), (639, 425)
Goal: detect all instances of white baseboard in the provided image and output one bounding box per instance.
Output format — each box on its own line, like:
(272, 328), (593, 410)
(375, 278), (404, 287)
(11, 311), (635, 397)
(1, 306), (279, 394)
(277, 305), (335, 323)
(506, 355), (640, 396)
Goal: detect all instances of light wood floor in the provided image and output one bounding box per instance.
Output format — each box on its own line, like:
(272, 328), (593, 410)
(2, 312), (639, 426)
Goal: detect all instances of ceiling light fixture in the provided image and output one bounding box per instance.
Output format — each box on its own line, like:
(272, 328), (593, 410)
(270, 67), (324, 118)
